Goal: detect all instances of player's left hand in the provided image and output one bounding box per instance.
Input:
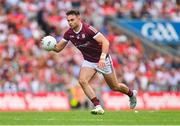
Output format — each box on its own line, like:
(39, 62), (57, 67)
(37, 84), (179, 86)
(98, 58), (106, 69)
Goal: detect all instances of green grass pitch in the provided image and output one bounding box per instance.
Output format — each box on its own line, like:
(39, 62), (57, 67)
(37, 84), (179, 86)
(0, 110), (180, 125)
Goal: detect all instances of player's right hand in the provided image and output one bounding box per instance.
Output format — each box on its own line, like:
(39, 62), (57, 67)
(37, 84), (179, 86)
(98, 58), (106, 69)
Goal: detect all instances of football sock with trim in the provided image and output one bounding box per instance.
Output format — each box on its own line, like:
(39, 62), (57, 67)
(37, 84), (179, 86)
(91, 97), (100, 106)
(127, 89), (133, 97)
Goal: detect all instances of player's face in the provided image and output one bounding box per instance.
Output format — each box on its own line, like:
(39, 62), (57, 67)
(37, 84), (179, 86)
(67, 15), (80, 29)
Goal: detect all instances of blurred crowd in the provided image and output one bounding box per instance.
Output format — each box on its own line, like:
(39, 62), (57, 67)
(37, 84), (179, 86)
(0, 0), (180, 100)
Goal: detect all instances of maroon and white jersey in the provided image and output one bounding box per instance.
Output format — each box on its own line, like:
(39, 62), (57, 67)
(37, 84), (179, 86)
(63, 23), (102, 63)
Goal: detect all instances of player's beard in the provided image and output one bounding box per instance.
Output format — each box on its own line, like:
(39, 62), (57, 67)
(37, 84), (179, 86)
(72, 25), (79, 31)
(70, 24), (75, 29)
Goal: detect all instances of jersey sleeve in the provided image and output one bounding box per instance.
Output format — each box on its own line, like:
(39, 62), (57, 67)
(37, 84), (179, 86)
(62, 31), (69, 43)
(88, 25), (99, 38)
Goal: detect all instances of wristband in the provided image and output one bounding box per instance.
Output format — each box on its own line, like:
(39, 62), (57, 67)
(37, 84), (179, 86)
(100, 53), (106, 59)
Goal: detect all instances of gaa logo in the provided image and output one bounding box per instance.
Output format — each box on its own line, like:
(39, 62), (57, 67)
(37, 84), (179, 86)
(141, 22), (179, 42)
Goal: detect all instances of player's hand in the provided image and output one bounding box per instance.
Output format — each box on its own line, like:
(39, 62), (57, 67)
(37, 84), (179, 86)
(98, 58), (106, 69)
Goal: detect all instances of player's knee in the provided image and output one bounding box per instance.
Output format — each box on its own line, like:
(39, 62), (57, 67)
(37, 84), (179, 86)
(79, 78), (88, 86)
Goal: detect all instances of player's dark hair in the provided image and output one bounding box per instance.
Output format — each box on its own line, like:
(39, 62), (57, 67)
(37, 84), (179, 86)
(66, 10), (80, 16)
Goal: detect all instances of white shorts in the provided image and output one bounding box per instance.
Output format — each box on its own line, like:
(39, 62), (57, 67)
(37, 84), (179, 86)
(81, 55), (113, 74)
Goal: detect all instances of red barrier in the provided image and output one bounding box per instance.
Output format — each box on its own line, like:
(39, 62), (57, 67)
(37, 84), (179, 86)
(0, 92), (180, 111)
(102, 92), (180, 110)
(0, 92), (70, 111)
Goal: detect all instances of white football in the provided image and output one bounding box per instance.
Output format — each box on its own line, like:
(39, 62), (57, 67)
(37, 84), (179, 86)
(41, 35), (57, 51)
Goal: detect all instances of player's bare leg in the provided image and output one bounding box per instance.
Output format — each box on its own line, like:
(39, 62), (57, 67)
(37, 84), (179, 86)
(103, 70), (137, 109)
(79, 67), (104, 114)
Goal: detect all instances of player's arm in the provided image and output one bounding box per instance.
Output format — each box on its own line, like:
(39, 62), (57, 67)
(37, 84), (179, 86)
(53, 39), (68, 53)
(94, 32), (109, 58)
(93, 32), (110, 68)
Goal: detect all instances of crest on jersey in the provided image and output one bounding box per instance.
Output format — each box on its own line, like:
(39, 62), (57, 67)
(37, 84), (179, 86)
(82, 34), (85, 38)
